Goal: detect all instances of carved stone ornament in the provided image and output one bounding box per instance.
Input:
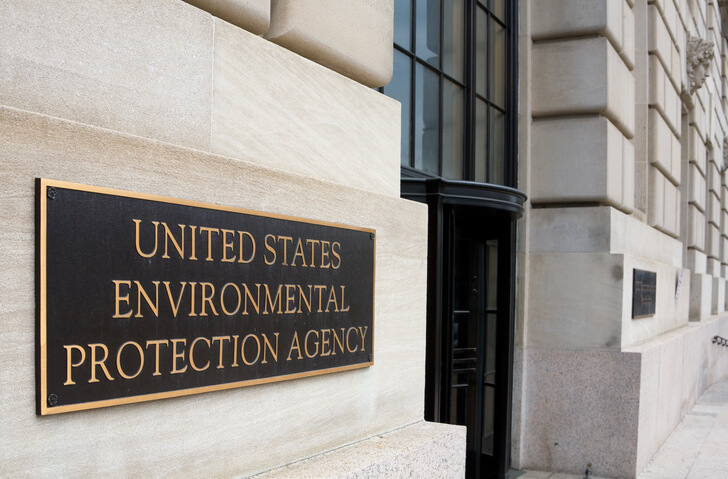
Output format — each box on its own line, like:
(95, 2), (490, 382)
(687, 34), (715, 95)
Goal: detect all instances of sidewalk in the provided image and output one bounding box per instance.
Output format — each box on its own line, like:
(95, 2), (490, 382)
(514, 379), (728, 479)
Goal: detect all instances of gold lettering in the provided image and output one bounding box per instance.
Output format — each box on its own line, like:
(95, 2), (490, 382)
(306, 239), (320, 268)
(134, 280), (160, 318)
(116, 341), (144, 379)
(163, 281), (187, 318)
(211, 336), (230, 369)
(242, 283), (260, 315)
(264, 234), (277, 265)
(346, 327), (359, 353)
(189, 225), (198, 260)
(199, 226), (220, 262)
(320, 329), (331, 357)
(263, 284), (283, 314)
(88, 343), (114, 383)
(63, 345), (86, 385)
(325, 285), (339, 312)
(200, 282), (218, 316)
(170, 338), (188, 374)
(220, 283), (241, 316)
(331, 241), (341, 269)
(237, 231), (256, 264)
(298, 285), (312, 313)
(231, 335), (240, 367)
(190, 337), (211, 372)
(241, 334), (260, 365)
(291, 238), (307, 267)
(112, 280), (133, 318)
(339, 286), (351, 312)
(133, 219), (158, 258)
(358, 326), (368, 352)
(221, 229), (236, 262)
(162, 223), (185, 259)
(331, 328), (345, 355)
(189, 282), (198, 317)
(145, 339), (169, 376)
(314, 285), (327, 312)
(320, 240), (331, 268)
(261, 333), (279, 364)
(287, 332), (303, 360)
(305, 330), (319, 358)
(278, 236), (293, 266)
(285, 284), (297, 313)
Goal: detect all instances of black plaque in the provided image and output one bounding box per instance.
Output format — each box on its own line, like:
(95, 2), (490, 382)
(632, 269), (657, 318)
(37, 179), (375, 415)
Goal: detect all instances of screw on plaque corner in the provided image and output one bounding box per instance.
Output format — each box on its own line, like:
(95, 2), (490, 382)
(47, 394), (58, 407)
(368, 354), (373, 362)
(47, 187), (57, 200)
(370, 233), (375, 240)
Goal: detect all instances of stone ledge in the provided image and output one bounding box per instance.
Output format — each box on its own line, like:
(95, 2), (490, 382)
(249, 421), (466, 479)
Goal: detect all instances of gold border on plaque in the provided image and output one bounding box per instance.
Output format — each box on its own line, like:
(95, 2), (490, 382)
(38, 178), (376, 415)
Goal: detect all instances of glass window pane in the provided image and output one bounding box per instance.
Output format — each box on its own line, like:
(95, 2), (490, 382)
(474, 99), (487, 182)
(475, 7), (487, 97)
(442, 80), (464, 179)
(442, 0), (465, 82)
(416, 0), (440, 67)
(394, 0), (412, 50)
(489, 108), (505, 184)
(490, 19), (506, 107)
(486, 240), (498, 310)
(481, 385), (495, 455)
(383, 50), (412, 167)
(489, 0), (506, 22)
(415, 63), (440, 175)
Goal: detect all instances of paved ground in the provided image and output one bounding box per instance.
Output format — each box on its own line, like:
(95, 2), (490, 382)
(512, 379), (728, 479)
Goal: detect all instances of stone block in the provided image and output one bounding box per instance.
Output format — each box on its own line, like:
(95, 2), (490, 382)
(621, 0), (636, 70)
(664, 177), (680, 237)
(709, 194), (721, 227)
(520, 348), (641, 478)
(623, 135), (636, 212)
(183, 0), (270, 34)
(689, 126), (707, 174)
(532, 37), (635, 138)
(531, 0), (624, 52)
(688, 204), (707, 251)
(253, 421), (466, 478)
(648, 165), (665, 230)
(531, 117), (629, 208)
(649, 56), (680, 135)
(0, 0), (214, 150)
(708, 257), (721, 276)
(709, 223), (721, 258)
(714, 278), (726, 314)
(690, 272), (713, 321)
(265, 0), (393, 88)
(527, 252), (624, 350)
(688, 248), (708, 275)
(689, 162), (707, 212)
(648, 5), (679, 87)
(0, 100), (428, 476)
(709, 163), (721, 196)
(211, 20), (400, 198)
(648, 108), (680, 184)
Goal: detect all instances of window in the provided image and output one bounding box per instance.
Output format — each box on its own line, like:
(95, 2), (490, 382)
(382, 0), (514, 186)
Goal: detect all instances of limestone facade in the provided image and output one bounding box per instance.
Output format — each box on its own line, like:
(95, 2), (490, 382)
(515, 0), (728, 477)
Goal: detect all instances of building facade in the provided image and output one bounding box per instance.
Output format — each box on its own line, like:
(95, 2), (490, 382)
(3, 1), (728, 478)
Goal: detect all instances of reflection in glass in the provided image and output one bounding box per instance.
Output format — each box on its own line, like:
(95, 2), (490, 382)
(474, 99), (488, 182)
(415, 63), (440, 175)
(394, 0), (412, 49)
(442, 0), (465, 82)
(489, 0), (506, 21)
(490, 108), (505, 184)
(490, 19), (506, 107)
(475, 6), (487, 97)
(383, 50), (412, 167)
(416, 0), (440, 67)
(442, 80), (464, 179)
(482, 385), (495, 455)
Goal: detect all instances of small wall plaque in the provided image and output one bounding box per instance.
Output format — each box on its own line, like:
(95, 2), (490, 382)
(37, 179), (375, 415)
(632, 269), (657, 318)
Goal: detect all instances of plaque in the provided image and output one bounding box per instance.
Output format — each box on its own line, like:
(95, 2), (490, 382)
(37, 179), (375, 415)
(632, 269), (656, 318)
